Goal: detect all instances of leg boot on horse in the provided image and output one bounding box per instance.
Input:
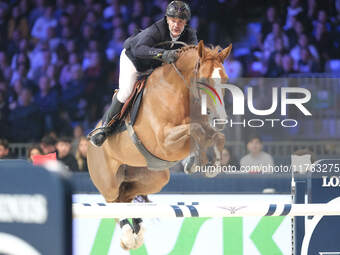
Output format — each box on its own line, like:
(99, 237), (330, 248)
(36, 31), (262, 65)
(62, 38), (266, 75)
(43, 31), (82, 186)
(89, 92), (124, 147)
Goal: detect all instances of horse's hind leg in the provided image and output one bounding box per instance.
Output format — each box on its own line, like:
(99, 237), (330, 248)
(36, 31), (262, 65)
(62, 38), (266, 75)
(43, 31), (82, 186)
(87, 143), (136, 249)
(118, 167), (170, 250)
(87, 142), (124, 202)
(117, 167), (170, 202)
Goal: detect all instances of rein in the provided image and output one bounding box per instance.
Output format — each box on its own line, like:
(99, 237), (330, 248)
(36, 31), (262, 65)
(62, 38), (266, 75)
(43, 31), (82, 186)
(154, 41), (198, 89)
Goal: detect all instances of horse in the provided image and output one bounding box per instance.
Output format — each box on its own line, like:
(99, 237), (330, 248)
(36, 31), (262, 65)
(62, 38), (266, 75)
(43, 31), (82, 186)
(87, 40), (232, 250)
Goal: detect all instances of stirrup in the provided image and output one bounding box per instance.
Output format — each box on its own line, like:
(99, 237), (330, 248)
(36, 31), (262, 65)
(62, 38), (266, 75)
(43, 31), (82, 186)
(87, 113), (120, 140)
(87, 126), (107, 140)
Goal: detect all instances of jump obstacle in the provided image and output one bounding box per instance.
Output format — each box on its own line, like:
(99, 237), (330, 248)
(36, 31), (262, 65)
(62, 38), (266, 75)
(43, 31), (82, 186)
(72, 201), (340, 219)
(1, 159), (340, 255)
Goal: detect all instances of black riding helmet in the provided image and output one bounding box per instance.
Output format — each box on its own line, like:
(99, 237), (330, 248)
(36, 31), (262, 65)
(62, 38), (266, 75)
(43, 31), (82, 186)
(165, 1), (191, 21)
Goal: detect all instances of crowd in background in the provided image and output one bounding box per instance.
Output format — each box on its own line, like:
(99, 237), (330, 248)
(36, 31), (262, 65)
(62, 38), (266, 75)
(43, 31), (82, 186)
(0, 0), (339, 168)
(0, 133), (274, 174)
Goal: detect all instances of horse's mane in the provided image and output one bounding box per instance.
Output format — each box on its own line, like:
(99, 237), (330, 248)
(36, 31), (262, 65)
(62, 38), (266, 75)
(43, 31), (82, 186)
(178, 44), (223, 60)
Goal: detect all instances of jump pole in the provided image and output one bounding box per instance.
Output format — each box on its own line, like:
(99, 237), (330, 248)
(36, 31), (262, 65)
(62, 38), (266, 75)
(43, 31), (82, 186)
(72, 202), (340, 219)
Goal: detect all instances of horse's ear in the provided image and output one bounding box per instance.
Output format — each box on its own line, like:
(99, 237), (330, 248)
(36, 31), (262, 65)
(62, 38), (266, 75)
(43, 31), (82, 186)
(198, 40), (205, 59)
(219, 44), (232, 62)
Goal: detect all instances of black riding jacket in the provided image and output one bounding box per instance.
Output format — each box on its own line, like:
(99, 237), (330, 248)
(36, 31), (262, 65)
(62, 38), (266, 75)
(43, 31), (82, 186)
(123, 18), (198, 72)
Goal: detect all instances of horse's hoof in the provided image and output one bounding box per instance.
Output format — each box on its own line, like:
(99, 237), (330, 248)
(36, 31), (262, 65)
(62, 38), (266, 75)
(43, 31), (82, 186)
(133, 223), (145, 249)
(203, 161), (220, 178)
(90, 132), (106, 147)
(203, 170), (219, 178)
(120, 224), (135, 250)
(184, 155), (197, 174)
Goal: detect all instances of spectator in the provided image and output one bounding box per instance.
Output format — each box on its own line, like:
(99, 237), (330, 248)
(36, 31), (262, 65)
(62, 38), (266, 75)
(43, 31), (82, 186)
(141, 16), (152, 30)
(30, 48), (54, 82)
(65, 3), (81, 29)
(72, 124), (84, 154)
(266, 51), (283, 77)
(10, 39), (30, 70)
(83, 51), (104, 104)
(286, 19), (305, 48)
(60, 53), (80, 87)
(8, 5), (29, 40)
(306, 0), (318, 25)
(281, 53), (296, 75)
(46, 26), (61, 51)
(297, 48), (319, 73)
(31, 5), (57, 41)
(18, 0), (30, 18)
(284, 0), (303, 30)
(10, 51), (31, 85)
(61, 26), (74, 46)
(221, 147), (239, 169)
(313, 10), (331, 33)
(260, 6), (278, 42)
(27, 144), (43, 162)
(28, 0), (45, 27)
(46, 64), (59, 89)
(8, 79), (23, 106)
(127, 22), (139, 37)
(7, 29), (22, 58)
(263, 22), (289, 60)
(8, 88), (42, 142)
(35, 76), (59, 133)
(313, 22), (331, 70)
(75, 136), (88, 172)
(131, 0), (144, 24)
(60, 64), (85, 121)
(56, 11), (70, 37)
(290, 33), (319, 69)
(0, 6), (8, 50)
(240, 136), (274, 173)
(40, 135), (57, 154)
(56, 136), (78, 171)
(106, 27), (126, 61)
(331, 0), (340, 58)
(267, 37), (287, 62)
(0, 138), (11, 159)
(78, 24), (94, 54)
(55, 0), (67, 19)
(0, 90), (9, 138)
(0, 51), (12, 81)
(0, 79), (7, 95)
(103, 0), (126, 20)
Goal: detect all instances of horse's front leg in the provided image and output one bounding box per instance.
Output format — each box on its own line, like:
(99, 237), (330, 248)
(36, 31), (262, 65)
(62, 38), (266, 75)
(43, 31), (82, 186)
(163, 123), (205, 150)
(211, 131), (225, 165)
(119, 217), (145, 250)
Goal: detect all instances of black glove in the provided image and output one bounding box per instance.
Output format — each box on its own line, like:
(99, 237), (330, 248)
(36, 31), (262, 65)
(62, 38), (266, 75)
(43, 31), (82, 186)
(161, 50), (179, 64)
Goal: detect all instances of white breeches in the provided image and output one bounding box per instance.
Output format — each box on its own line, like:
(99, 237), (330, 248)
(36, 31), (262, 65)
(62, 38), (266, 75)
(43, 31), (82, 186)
(117, 49), (138, 103)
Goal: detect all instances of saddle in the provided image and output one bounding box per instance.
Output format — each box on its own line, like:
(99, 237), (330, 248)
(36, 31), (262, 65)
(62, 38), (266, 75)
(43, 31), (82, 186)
(107, 75), (148, 136)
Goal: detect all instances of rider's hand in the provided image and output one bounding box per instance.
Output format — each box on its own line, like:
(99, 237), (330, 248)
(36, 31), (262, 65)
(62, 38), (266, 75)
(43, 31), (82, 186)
(161, 50), (179, 64)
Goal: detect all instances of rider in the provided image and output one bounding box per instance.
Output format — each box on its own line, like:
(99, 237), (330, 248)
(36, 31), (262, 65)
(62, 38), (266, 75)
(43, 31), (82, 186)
(90, 1), (198, 147)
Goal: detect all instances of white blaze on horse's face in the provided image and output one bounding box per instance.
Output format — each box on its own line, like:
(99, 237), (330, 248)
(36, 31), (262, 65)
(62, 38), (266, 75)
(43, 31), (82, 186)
(212, 67), (222, 79)
(210, 67), (227, 123)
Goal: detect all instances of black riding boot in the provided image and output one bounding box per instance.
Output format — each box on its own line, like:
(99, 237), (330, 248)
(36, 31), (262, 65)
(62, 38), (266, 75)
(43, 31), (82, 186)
(89, 93), (124, 147)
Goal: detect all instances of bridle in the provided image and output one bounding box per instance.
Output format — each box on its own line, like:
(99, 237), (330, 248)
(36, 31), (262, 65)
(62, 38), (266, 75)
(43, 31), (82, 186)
(154, 41), (203, 102)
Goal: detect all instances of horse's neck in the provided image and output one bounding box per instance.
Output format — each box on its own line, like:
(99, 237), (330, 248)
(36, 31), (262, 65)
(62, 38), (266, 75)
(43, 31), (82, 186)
(176, 49), (199, 79)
